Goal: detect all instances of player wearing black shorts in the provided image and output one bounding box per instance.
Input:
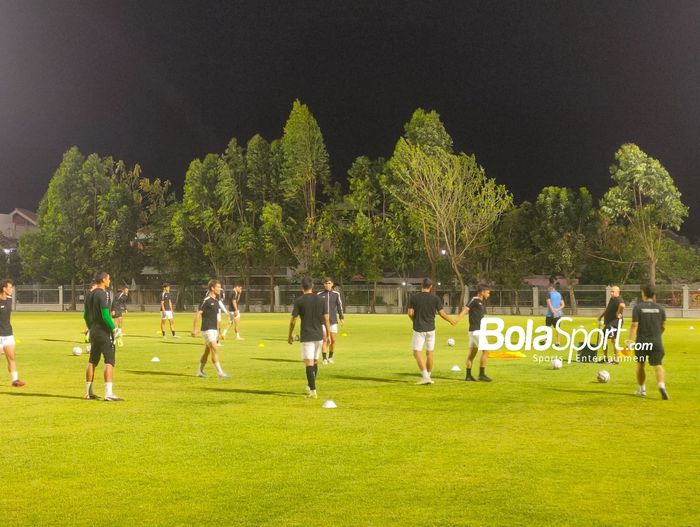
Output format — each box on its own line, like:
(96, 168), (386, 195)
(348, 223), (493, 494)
(84, 271), (123, 401)
(598, 285), (626, 363)
(629, 284), (668, 400)
(111, 286), (129, 343)
(0, 278), (25, 387)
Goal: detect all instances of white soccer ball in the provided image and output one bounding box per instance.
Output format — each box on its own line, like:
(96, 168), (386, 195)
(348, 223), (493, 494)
(72, 346), (83, 356)
(551, 358), (563, 370)
(597, 370), (611, 383)
(447, 338), (456, 347)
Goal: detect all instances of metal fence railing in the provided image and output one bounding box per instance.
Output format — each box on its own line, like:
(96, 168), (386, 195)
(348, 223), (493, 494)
(10, 283), (699, 314)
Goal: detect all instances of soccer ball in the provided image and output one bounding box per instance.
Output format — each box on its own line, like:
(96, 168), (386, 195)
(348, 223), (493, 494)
(447, 338), (456, 347)
(72, 346), (83, 356)
(551, 358), (563, 370)
(294, 334), (300, 341)
(597, 370), (611, 383)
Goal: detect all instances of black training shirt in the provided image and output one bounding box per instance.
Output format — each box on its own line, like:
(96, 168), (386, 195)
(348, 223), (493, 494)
(87, 288), (112, 333)
(292, 293), (328, 342)
(0, 296), (12, 336)
(632, 301), (665, 344)
(161, 291), (172, 311)
(467, 297), (486, 332)
(407, 291), (443, 332)
(199, 296), (220, 331)
(603, 296), (624, 325)
(317, 290), (344, 325)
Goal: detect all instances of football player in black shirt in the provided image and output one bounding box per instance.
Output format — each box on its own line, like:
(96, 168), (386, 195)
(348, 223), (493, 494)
(84, 272), (123, 401)
(288, 277), (330, 399)
(318, 277), (344, 364)
(629, 284), (669, 400)
(160, 282), (178, 338)
(0, 278), (25, 387)
(228, 284), (244, 340)
(111, 285), (129, 345)
(458, 284), (492, 382)
(407, 278), (456, 385)
(192, 279), (230, 379)
(598, 285), (626, 363)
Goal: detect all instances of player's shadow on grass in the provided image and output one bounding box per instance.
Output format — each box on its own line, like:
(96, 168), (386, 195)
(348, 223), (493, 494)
(250, 357), (298, 364)
(42, 338), (83, 343)
(333, 374), (404, 384)
(547, 387), (638, 398)
(202, 387), (297, 398)
(125, 370), (191, 377)
(3, 392), (85, 400)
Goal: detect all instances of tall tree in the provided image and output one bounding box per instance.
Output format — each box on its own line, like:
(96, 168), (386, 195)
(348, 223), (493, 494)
(280, 100), (331, 272)
(532, 186), (596, 313)
(390, 140), (511, 300)
(600, 143), (688, 285)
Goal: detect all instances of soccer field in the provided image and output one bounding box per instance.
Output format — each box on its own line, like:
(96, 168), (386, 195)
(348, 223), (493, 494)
(2, 312), (698, 526)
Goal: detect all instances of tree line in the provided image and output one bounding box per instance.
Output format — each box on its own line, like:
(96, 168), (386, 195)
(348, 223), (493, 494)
(12, 100), (697, 310)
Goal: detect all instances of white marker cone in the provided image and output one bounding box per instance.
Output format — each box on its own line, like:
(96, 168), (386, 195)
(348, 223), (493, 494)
(689, 326), (695, 330)
(322, 400), (337, 409)
(450, 365), (461, 372)
(151, 357), (160, 362)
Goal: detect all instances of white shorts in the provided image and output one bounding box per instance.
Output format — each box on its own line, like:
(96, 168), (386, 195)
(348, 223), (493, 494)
(203, 330), (219, 344)
(300, 341), (323, 361)
(322, 324), (339, 335)
(412, 330), (436, 352)
(468, 331), (480, 349)
(0, 335), (15, 348)
(161, 310), (174, 320)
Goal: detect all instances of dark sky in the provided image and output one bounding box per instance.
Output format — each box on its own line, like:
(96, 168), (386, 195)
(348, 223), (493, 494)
(1, 0), (699, 237)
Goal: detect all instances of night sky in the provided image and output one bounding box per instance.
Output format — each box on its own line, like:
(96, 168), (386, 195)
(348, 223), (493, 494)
(1, 0), (699, 236)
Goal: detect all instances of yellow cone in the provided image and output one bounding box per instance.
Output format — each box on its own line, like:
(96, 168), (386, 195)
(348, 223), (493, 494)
(258, 342), (265, 348)
(16, 338), (22, 344)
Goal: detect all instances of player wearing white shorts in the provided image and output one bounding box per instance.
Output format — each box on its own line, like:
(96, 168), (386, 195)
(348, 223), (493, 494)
(0, 279), (25, 387)
(458, 284), (492, 382)
(407, 278), (456, 385)
(318, 277), (344, 364)
(160, 283), (178, 338)
(288, 277), (330, 399)
(228, 284), (244, 340)
(192, 279), (230, 379)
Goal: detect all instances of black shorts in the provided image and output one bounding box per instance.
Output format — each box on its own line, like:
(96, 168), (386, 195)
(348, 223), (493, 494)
(635, 342), (664, 366)
(88, 329), (116, 366)
(113, 310), (123, 319)
(604, 321), (621, 339)
(545, 316), (561, 327)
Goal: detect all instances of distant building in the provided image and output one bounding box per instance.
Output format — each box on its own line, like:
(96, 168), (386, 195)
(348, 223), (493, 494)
(0, 208), (38, 245)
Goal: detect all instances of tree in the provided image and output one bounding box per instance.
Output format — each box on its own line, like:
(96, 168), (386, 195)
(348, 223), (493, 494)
(390, 139), (512, 301)
(532, 187), (596, 313)
(600, 143), (689, 285)
(657, 237), (700, 284)
(486, 202), (537, 314)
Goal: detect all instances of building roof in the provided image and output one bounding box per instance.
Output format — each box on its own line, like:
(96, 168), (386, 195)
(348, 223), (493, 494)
(11, 208), (38, 225)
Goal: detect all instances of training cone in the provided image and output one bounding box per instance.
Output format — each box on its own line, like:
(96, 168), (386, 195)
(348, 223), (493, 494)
(16, 338), (22, 344)
(258, 342), (265, 348)
(342, 332), (348, 337)
(690, 326), (695, 330)
(450, 365), (461, 372)
(322, 400), (337, 409)
(151, 357), (160, 362)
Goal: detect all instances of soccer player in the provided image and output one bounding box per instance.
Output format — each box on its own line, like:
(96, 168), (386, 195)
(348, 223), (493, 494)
(84, 271), (123, 401)
(458, 284), (492, 382)
(0, 278), (25, 387)
(598, 285), (626, 363)
(318, 277), (344, 364)
(288, 277), (330, 399)
(628, 284), (669, 400)
(160, 282), (178, 338)
(192, 279), (230, 379)
(111, 285), (129, 345)
(407, 278), (456, 385)
(228, 284), (244, 340)
(545, 283), (565, 347)
(215, 285), (229, 345)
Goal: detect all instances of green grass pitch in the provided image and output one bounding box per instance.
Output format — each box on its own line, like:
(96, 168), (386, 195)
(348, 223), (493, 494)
(1, 312), (698, 526)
